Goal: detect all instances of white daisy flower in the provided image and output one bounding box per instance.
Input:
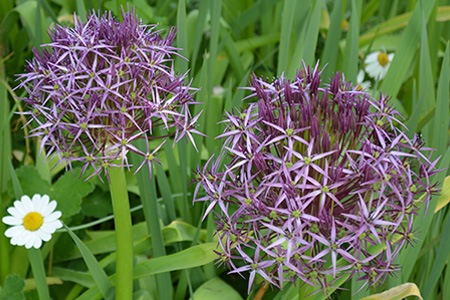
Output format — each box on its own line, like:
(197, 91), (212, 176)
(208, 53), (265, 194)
(356, 69), (371, 90)
(2, 194), (63, 249)
(364, 51), (394, 80)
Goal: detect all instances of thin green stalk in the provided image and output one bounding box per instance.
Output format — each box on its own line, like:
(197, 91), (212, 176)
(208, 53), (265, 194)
(28, 248), (51, 300)
(108, 165), (134, 299)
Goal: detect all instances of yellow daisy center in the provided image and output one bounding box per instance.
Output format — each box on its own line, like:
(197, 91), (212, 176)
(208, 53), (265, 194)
(23, 212), (44, 231)
(377, 52), (389, 66)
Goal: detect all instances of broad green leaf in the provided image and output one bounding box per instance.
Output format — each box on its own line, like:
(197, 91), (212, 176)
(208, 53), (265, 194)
(0, 274), (25, 300)
(361, 283), (423, 300)
(51, 168), (95, 218)
(13, 166), (51, 199)
(13, 166), (94, 218)
(192, 277), (243, 300)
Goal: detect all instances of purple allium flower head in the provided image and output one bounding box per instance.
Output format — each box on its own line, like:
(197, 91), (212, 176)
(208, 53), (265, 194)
(194, 64), (440, 293)
(17, 9), (201, 176)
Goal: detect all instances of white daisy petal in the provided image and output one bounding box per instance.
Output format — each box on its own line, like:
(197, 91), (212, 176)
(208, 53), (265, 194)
(17, 230), (32, 246)
(2, 194), (63, 249)
(42, 200), (57, 216)
(357, 70), (365, 83)
(364, 50), (394, 80)
(13, 200), (27, 215)
(2, 216), (23, 226)
(21, 196), (33, 212)
(33, 237), (43, 249)
(37, 230), (52, 242)
(5, 226), (25, 238)
(7, 206), (24, 218)
(33, 194), (45, 213)
(10, 234), (22, 245)
(39, 223), (57, 234)
(32, 194), (43, 210)
(364, 52), (378, 63)
(45, 211), (62, 222)
(25, 235), (36, 249)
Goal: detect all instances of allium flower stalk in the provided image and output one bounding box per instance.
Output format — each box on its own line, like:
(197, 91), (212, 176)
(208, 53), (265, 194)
(195, 64), (439, 293)
(18, 9), (200, 175)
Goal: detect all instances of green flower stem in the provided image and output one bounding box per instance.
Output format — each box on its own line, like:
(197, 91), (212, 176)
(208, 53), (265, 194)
(108, 165), (134, 299)
(28, 248), (51, 300)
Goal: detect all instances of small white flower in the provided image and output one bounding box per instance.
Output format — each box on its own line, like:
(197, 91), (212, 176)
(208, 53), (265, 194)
(356, 70), (371, 90)
(364, 51), (394, 80)
(2, 194), (63, 249)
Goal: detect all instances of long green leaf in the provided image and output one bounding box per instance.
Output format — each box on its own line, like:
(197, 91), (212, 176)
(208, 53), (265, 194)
(342, 0), (361, 82)
(134, 242), (217, 278)
(320, 0), (342, 79)
(176, 0), (188, 74)
(77, 243), (218, 300)
(421, 43), (450, 299)
(417, 15), (435, 137)
(299, 0), (321, 66)
(430, 43), (449, 158)
(64, 224), (112, 299)
(277, 0), (296, 76)
(379, 0), (437, 97)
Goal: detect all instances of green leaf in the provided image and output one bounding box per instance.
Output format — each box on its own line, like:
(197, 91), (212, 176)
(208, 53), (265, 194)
(192, 277), (243, 300)
(64, 224), (113, 299)
(277, 0), (297, 76)
(12, 166), (94, 218)
(379, 0), (437, 97)
(51, 168), (95, 218)
(81, 188), (113, 218)
(342, 0), (361, 82)
(320, 0), (342, 79)
(430, 43), (449, 159)
(77, 243), (218, 299)
(436, 177), (450, 213)
(13, 166), (51, 199)
(361, 283), (423, 300)
(134, 243), (218, 279)
(0, 274), (25, 300)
